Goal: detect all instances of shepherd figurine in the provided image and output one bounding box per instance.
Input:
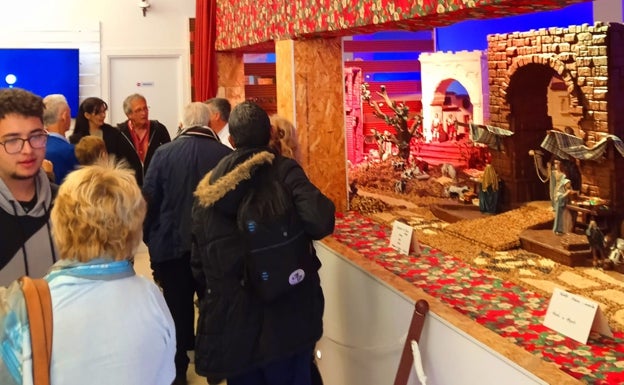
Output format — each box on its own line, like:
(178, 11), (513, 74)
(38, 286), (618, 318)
(586, 220), (607, 268)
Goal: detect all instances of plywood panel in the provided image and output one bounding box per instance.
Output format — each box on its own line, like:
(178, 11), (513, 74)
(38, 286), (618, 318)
(275, 40), (295, 123)
(293, 38), (348, 212)
(216, 52), (245, 106)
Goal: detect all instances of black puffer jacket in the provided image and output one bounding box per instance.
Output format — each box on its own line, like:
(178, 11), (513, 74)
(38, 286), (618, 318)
(191, 148), (335, 382)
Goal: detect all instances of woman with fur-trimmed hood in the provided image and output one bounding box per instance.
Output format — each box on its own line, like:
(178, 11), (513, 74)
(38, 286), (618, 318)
(191, 101), (335, 385)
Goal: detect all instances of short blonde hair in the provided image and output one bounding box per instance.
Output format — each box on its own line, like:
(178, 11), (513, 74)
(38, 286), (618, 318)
(269, 115), (299, 161)
(75, 136), (107, 165)
(51, 159), (146, 262)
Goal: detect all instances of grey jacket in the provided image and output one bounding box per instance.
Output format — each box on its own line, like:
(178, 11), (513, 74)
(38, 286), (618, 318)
(0, 169), (57, 285)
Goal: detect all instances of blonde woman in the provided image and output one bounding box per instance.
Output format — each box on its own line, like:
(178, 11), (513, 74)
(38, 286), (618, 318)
(0, 160), (175, 385)
(74, 136), (108, 165)
(269, 115), (300, 161)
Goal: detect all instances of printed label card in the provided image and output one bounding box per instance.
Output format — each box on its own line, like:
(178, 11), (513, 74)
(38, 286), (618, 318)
(544, 288), (612, 344)
(389, 221), (420, 256)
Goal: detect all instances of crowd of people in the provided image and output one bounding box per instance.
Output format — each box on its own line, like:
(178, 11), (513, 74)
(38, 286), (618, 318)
(0, 87), (335, 385)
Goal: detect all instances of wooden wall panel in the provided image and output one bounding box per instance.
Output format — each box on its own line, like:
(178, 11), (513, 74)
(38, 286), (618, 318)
(275, 40), (295, 122)
(216, 52), (245, 106)
(289, 38), (348, 212)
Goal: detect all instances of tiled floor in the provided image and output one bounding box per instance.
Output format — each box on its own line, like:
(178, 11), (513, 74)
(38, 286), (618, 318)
(133, 245), (211, 385)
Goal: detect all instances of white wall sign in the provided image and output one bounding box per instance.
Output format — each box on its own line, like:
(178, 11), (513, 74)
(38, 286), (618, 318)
(543, 288), (612, 344)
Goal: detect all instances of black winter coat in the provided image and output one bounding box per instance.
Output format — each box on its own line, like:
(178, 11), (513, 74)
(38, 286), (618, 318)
(69, 123), (122, 158)
(191, 148), (335, 382)
(142, 126), (232, 265)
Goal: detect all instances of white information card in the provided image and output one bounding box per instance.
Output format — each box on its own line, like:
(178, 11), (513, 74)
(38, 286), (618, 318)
(543, 288), (612, 344)
(389, 220), (420, 256)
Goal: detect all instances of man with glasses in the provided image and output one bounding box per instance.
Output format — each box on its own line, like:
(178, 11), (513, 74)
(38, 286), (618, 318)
(0, 88), (57, 286)
(117, 93), (171, 186)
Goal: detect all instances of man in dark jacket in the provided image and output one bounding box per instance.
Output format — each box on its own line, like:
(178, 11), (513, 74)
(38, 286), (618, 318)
(143, 102), (232, 385)
(117, 93), (171, 186)
(191, 101), (335, 385)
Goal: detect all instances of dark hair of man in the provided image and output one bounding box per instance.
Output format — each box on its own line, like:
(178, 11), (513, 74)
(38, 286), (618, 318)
(204, 97), (231, 122)
(228, 101), (271, 149)
(69, 97), (108, 144)
(0, 88), (44, 121)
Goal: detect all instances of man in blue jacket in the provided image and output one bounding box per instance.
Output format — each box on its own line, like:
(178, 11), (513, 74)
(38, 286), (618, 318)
(142, 102), (232, 385)
(43, 94), (78, 183)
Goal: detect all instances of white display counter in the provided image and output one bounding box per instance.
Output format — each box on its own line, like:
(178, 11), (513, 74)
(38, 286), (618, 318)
(314, 240), (582, 385)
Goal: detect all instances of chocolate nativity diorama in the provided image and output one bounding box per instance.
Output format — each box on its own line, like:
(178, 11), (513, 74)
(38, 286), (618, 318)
(345, 22), (624, 271)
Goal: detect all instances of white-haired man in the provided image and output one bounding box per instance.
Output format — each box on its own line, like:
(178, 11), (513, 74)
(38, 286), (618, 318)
(143, 102), (232, 384)
(43, 94), (78, 183)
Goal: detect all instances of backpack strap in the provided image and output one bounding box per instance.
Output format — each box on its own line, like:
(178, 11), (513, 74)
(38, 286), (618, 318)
(20, 276), (53, 385)
(50, 182), (59, 201)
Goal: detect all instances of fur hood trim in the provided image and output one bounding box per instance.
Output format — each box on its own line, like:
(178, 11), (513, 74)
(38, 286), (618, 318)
(194, 151), (275, 207)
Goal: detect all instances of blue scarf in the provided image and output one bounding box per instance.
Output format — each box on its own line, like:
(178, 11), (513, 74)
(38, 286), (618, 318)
(46, 258), (135, 282)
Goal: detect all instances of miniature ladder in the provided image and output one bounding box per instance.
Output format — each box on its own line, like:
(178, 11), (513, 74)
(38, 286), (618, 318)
(393, 299), (430, 385)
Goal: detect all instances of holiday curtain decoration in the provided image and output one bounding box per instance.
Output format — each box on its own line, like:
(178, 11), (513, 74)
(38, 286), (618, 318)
(213, 0), (590, 51)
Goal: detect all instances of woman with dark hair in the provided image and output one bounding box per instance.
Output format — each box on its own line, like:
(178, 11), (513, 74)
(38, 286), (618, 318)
(192, 101), (334, 385)
(69, 97), (121, 156)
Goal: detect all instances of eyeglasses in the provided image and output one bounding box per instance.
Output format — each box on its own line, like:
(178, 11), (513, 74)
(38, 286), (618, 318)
(0, 133), (48, 154)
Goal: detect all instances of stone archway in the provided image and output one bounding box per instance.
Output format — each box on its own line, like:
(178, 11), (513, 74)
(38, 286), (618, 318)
(419, 50), (488, 141)
(487, 22), (624, 212)
(503, 54), (583, 117)
(505, 63), (572, 203)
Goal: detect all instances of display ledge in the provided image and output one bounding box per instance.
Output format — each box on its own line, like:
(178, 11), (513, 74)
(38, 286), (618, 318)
(317, 237), (583, 385)
(316, 211), (624, 384)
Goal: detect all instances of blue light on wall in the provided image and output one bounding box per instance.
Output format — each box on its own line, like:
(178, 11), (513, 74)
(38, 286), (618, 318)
(0, 48), (80, 117)
(346, 3), (593, 84)
(371, 72), (421, 82)
(435, 2), (593, 52)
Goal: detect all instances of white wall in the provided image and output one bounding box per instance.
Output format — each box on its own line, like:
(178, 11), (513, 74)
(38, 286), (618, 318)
(0, 0), (195, 125)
